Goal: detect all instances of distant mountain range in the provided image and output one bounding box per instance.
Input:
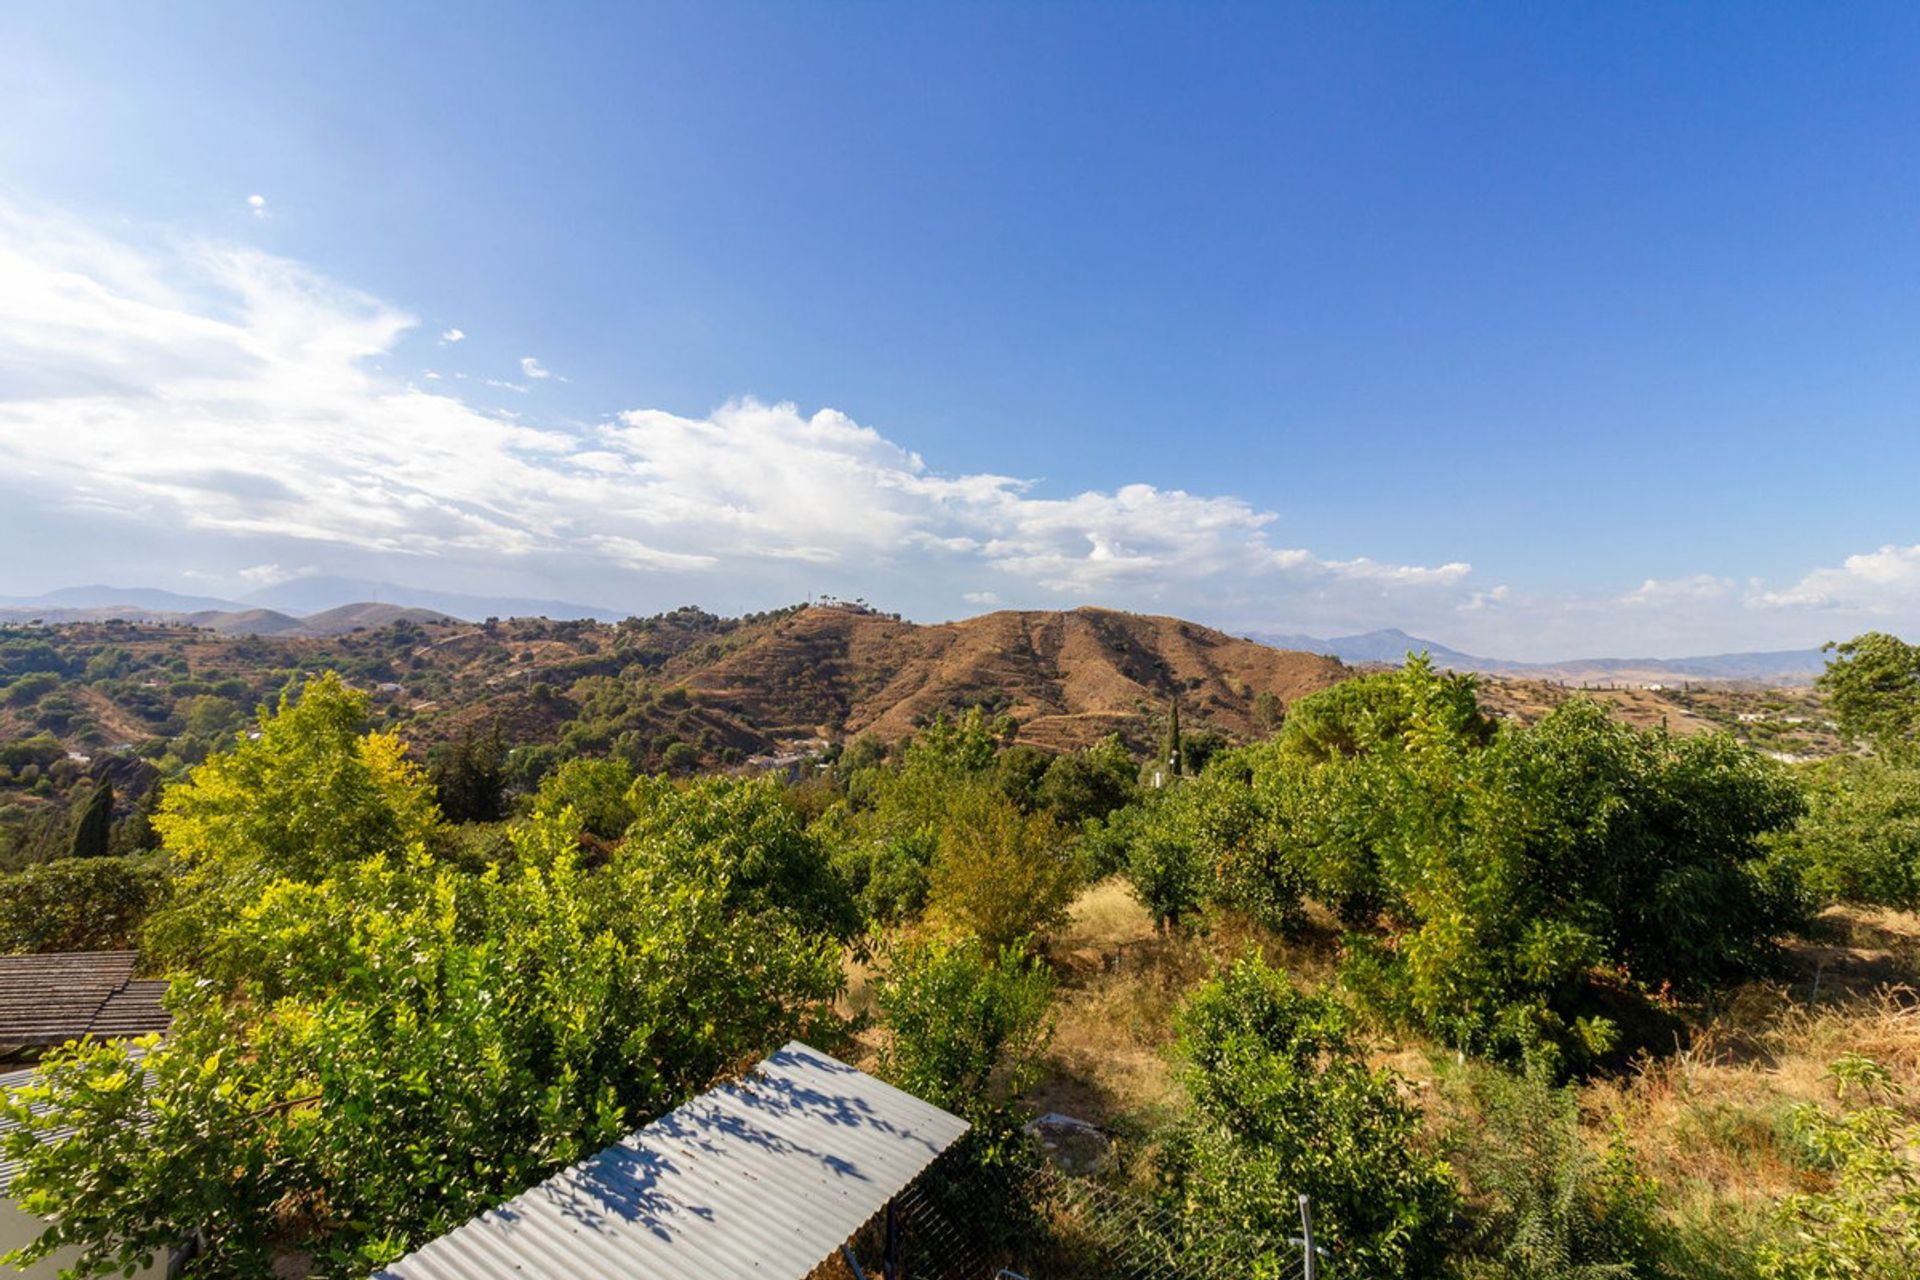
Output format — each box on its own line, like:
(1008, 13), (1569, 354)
(1244, 627), (1828, 685)
(0, 580), (615, 635)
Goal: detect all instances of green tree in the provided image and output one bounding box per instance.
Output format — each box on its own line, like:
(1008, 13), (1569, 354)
(67, 778), (113, 859)
(928, 784), (1077, 950)
(430, 722), (507, 823)
(1818, 632), (1920, 762)
(1161, 698), (1183, 780)
(875, 934), (1053, 1131)
(529, 756), (636, 842)
(1037, 734), (1137, 825)
(0, 806), (841, 1276)
(1169, 952), (1457, 1277)
(1770, 757), (1920, 908)
(145, 672), (443, 972)
(0, 856), (168, 953)
(623, 774), (860, 940)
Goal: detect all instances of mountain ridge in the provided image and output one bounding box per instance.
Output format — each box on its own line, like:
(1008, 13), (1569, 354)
(1244, 627), (1828, 684)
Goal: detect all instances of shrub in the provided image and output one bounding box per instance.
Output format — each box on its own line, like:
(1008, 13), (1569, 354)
(928, 784), (1077, 950)
(0, 855), (169, 953)
(1772, 758), (1920, 908)
(1441, 1062), (1666, 1279)
(1168, 952), (1457, 1278)
(1759, 1055), (1920, 1280)
(875, 933), (1054, 1133)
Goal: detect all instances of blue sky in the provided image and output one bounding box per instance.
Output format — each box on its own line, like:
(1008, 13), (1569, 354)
(3, 2), (1919, 658)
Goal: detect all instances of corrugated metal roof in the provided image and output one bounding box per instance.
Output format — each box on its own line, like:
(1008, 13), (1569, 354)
(374, 1041), (969, 1280)
(0, 952), (170, 1046)
(0, 1062), (46, 1197)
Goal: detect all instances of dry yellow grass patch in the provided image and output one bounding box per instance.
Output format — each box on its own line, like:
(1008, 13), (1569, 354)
(1028, 879), (1343, 1128)
(1577, 904), (1920, 1240)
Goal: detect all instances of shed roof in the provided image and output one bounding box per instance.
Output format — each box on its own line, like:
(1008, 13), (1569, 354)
(374, 1041), (969, 1280)
(0, 951), (170, 1046)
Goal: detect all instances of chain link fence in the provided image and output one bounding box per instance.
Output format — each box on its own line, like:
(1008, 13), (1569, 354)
(859, 1147), (1328, 1280)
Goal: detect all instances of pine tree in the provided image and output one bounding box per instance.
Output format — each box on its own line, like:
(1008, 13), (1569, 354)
(1162, 699), (1183, 779)
(69, 779), (113, 859)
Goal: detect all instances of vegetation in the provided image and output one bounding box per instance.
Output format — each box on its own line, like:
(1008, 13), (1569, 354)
(1, 619), (1917, 1278)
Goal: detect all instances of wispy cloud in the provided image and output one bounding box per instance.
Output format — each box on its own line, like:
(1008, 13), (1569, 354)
(0, 199), (1901, 657)
(440, 327), (465, 344)
(247, 194), (268, 218)
(520, 355), (551, 379)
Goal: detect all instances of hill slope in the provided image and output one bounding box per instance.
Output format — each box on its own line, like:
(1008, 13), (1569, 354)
(0, 605), (1348, 765)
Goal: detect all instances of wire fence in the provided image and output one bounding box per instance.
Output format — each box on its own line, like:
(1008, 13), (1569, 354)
(873, 1147), (1326, 1280)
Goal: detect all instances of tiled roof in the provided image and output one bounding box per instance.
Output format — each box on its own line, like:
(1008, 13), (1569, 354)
(0, 951), (171, 1046)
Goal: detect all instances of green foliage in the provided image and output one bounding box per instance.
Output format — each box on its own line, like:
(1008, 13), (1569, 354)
(3, 670), (61, 706)
(145, 671), (443, 972)
(1772, 757), (1920, 908)
(1160, 698), (1183, 779)
(1817, 632), (1920, 762)
(623, 773), (860, 940)
(1272, 662), (1801, 1073)
(528, 755), (636, 841)
(430, 722), (507, 823)
(875, 933), (1054, 1132)
(0, 767), (842, 1276)
(1037, 733), (1138, 825)
(0, 854), (169, 953)
(1169, 952), (1457, 1278)
(68, 777), (113, 858)
(1441, 1063), (1665, 1279)
(928, 784), (1078, 949)
(1757, 1056), (1920, 1280)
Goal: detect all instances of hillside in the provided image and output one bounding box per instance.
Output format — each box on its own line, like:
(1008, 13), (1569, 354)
(0, 604), (1349, 772)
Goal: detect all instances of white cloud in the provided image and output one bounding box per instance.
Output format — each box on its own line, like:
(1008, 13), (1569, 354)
(481, 378), (528, 393)
(440, 327), (465, 343)
(0, 199), (1578, 643)
(247, 194), (267, 218)
(1752, 544), (1920, 611)
(520, 355), (551, 379)
(238, 562), (316, 586)
(1619, 574), (1736, 607)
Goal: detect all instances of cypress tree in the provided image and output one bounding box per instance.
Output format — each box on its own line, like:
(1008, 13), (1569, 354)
(1162, 699), (1183, 779)
(69, 779), (113, 859)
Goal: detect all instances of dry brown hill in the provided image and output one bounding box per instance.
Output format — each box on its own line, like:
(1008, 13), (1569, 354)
(0, 605), (1347, 766)
(666, 605), (1347, 752)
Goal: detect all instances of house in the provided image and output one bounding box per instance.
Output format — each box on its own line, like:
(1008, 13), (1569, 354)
(0, 952), (170, 1055)
(373, 1042), (969, 1280)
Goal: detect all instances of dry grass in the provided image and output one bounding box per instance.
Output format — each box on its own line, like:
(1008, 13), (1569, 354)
(1027, 879), (1350, 1129)
(1573, 904), (1920, 1246)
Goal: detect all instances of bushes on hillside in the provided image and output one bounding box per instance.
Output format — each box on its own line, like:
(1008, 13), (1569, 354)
(1124, 661), (1807, 1073)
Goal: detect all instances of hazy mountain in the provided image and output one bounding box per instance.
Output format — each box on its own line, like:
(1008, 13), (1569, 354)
(241, 576), (611, 621)
(0, 584), (244, 613)
(1246, 627), (1826, 684)
(295, 603), (457, 634)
